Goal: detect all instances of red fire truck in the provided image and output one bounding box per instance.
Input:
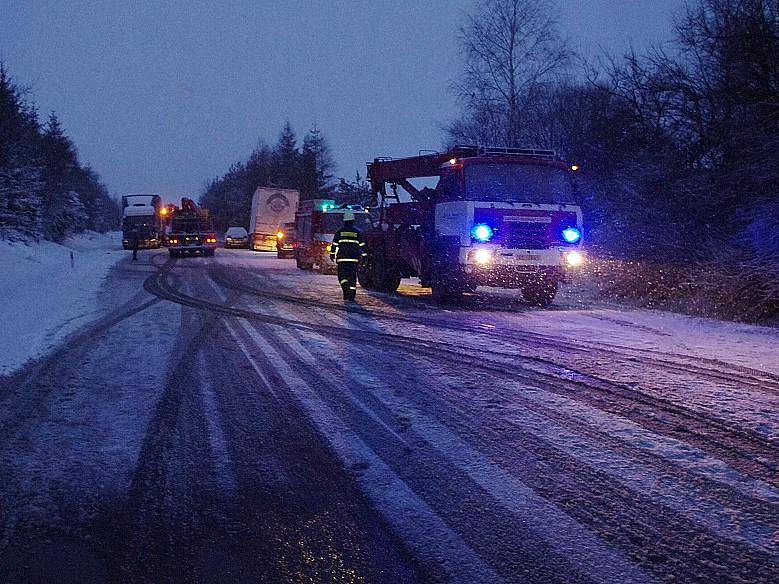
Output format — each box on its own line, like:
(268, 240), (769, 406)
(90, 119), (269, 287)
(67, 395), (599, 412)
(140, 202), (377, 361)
(293, 199), (371, 273)
(360, 146), (585, 305)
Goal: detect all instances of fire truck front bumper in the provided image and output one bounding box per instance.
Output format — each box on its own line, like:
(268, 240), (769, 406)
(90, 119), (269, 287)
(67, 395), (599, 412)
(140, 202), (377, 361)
(458, 246), (584, 287)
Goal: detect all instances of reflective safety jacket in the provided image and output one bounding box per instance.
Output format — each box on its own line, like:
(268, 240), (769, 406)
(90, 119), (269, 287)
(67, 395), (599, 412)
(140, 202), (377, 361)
(330, 224), (367, 263)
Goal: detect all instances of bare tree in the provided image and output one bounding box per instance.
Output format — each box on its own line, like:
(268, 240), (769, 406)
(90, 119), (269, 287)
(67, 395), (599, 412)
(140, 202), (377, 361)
(448, 0), (571, 146)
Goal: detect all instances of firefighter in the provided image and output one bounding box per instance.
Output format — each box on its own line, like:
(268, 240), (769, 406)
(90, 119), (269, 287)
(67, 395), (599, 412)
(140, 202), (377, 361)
(330, 210), (367, 301)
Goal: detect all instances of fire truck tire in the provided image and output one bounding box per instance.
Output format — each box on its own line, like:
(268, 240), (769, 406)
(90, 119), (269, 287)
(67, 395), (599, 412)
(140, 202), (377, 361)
(522, 279), (558, 307)
(430, 266), (462, 303)
(357, 261), (374, 289)
(296, 255), (313, 270)
(316, 257), (335, 275)
(372, 251), (400, 292)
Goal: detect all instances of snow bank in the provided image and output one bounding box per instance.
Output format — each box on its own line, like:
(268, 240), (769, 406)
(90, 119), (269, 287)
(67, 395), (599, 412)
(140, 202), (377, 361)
(0, 232), (123, 375)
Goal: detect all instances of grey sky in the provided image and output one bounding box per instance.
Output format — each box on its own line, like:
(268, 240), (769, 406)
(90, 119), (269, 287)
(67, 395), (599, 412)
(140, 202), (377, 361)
(1, 1), (685, 199)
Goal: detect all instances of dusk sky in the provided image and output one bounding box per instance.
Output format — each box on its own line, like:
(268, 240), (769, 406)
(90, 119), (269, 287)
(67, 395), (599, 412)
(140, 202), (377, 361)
(1, 1), (685, 199)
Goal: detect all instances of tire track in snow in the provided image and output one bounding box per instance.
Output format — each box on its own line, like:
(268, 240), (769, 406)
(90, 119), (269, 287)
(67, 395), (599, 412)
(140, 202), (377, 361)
(206, 276), (499, 582)
(250, 287), (777, 581)
(210, 265), (779, 394)
(150, 265), (778, 487)
(232, 284), (653, 584)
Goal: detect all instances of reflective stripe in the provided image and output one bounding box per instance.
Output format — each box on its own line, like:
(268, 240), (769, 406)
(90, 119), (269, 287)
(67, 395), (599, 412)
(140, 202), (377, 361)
(359, 242), (366, 246)
(338, 239), (361, 244)
(339, 279), (349, 285)
(337, 258), (359, 263)
(349, 287), (357, 290)
(340, 231), (358, 237)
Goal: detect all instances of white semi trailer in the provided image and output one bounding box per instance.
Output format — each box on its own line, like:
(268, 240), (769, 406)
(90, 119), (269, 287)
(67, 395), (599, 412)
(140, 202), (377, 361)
(249, 187), (300, 251)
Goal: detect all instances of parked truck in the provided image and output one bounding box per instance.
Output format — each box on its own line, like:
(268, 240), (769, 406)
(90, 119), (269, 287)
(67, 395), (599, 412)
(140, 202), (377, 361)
(249, 187), (299, 251)
(166, 198), (217, 257)
(294, 200), (371, 273)
(361, 146), (585, 305)
(121, 194), (163, 249)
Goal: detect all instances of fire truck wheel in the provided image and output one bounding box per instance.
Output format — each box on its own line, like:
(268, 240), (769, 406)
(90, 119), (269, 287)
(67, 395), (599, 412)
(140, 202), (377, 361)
(430, 266), (462, 303)
(357, 260), (374, 289)
(296, 255), (313, 270)
(372, 251), (400, 292)
(522, 279), (558, 307)
(316, 257), (335, 275)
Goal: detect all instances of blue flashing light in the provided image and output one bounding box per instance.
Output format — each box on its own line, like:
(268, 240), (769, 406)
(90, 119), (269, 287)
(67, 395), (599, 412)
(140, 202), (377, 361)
(562, 227), (582, 243)
(471, 223), (494, 242)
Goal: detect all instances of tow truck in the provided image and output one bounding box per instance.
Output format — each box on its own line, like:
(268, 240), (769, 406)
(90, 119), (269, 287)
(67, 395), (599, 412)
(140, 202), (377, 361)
(361, 146), (585, 305)
(166, 198), (218, 257)
(293, 199), (371, 273)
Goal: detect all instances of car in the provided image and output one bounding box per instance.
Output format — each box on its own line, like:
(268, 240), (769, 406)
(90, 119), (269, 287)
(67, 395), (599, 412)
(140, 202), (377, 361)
(224, 226), (249, 248)
(276, 221), (297, 259)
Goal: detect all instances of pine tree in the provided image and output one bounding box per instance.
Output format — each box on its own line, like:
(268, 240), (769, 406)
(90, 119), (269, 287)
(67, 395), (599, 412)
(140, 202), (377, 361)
(300, 124), (334, 199)
(40, 112), (81, 238)
(0, 64), (43, 239)
(271, 121), (300, 188)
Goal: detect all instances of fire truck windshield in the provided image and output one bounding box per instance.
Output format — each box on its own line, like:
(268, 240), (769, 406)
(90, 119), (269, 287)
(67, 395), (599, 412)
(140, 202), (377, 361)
(464, 163), (574, 203)
(321, 213), (371, 232)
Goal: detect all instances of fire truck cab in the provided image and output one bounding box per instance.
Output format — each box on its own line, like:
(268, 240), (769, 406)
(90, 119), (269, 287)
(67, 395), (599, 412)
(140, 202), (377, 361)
(294, 199), (371, 273)
(363, 146), (585, 305)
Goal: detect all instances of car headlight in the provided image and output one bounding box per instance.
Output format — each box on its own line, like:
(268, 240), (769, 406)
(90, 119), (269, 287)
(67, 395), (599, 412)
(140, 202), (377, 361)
(565, 250), (584, 267)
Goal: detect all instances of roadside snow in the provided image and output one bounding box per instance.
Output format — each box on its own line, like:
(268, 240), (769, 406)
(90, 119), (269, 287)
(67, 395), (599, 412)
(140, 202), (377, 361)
(0, 232), (123, 375)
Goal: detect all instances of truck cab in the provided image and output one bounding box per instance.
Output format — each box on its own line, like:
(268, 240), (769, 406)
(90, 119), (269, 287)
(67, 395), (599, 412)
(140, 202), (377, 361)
(294, 200), (371, 273)
(363, 146), (584, 305)
(121, 194), (163, 249)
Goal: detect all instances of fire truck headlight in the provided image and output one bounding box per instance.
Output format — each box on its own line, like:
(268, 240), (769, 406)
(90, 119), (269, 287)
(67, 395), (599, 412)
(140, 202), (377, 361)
(565, 250), (585, 267)
(472, 248), (493, 265)
(562, 227), (582, 243)
(471, 223), (494, 242)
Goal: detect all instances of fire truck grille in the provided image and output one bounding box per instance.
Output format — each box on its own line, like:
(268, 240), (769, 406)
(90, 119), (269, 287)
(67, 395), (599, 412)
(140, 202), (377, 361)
(504, 223), (550, 249)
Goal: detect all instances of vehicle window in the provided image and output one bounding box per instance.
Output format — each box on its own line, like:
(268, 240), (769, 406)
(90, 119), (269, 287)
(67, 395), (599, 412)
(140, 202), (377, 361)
(321, 213), (371, 232)
(464, 163), (574, 203)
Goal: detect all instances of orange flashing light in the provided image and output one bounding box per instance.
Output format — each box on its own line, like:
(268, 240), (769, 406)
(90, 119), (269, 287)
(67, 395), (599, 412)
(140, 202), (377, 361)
(570, 164), (580, 171)
(276, 231), (284, 239)
(160, 207), (168, 216)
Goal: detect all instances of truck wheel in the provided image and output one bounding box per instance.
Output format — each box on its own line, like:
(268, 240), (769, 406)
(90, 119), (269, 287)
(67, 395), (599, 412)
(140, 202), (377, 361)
(523, 279), (558, 307)
(372, 249), (400, 292)
(430, 266), (461, 303)
(316, 256), (334, 275)
(358, 258), (375, 289)
(296, 255), (313, 271)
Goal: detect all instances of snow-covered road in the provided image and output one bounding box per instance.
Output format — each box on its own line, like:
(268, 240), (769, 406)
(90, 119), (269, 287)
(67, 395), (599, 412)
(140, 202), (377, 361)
(0, 248), (777, 582)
